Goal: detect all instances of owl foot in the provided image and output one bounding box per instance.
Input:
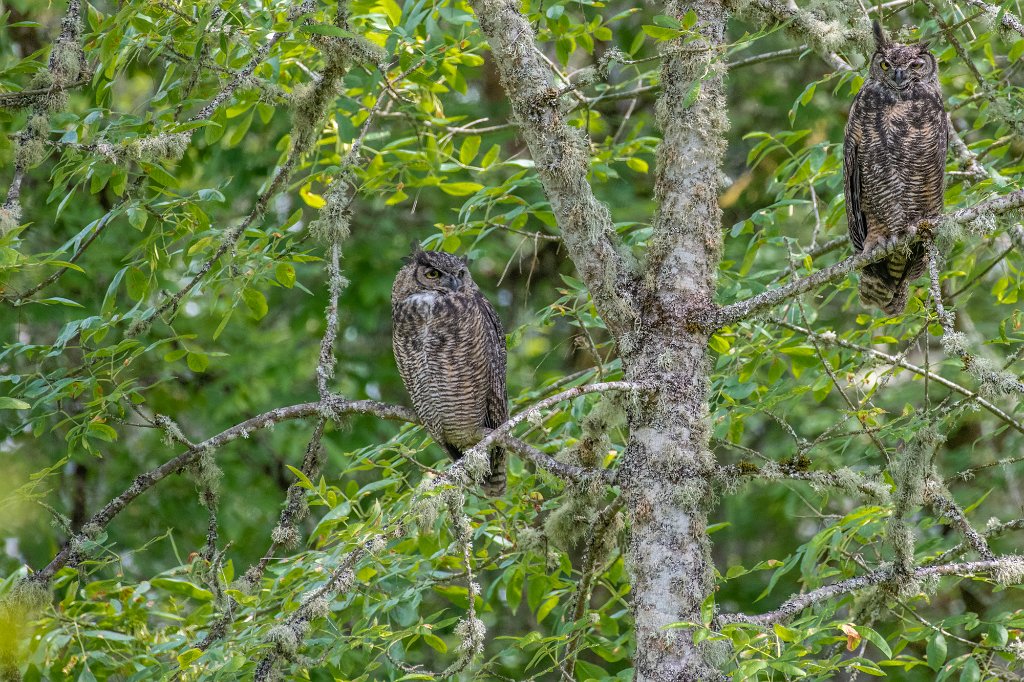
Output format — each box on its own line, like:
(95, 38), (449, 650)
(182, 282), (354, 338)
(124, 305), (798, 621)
(870, 225), (918, 254)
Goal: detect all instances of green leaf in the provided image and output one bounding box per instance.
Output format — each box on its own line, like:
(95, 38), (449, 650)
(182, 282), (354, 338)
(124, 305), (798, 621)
(141, 162), (178, 188)
(88, 422), (118, 442)
(652, 14), (682, 29)
(574, 660), (607, 682)
(459, 135), (481, 165)
(127, 207), (148, 231)
(641, 24), (680, 40)
(854, 625), (892, 659)
(959, 658), (980, 682)
(150, 578), (214, 601)
(681, 81), (701, 109)
(176, 648), (203, 669)
(626, 157), (648, 173)
(0, 397), (31, 410)
(927, 632), (947, 670)
(275, 263), (296, 288)
(422, 633), (447, 654)
(773, 623), (799, 642)
(286, 465), (314, 489)
(700, 593), (714, 625)
(439, 182), (483, 196)
(186, 352), (209, 373)
(163, 349), (187, 363)
(537, 595), (558, 622)
(243, 289), (268, 320)
(126, 266), (148, 301)
(480, 144), (500, 168)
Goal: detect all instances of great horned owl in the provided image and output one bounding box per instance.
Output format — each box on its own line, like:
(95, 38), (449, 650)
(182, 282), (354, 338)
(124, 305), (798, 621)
(391, 246), (508, 496)
(844, 21), (947, 314)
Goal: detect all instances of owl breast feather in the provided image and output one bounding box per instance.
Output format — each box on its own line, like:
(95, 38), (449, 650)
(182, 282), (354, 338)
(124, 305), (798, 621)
(393, 291), (495, 451)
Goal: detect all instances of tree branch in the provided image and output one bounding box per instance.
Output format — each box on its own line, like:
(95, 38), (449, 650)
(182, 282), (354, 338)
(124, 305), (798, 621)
(28, 378), (626, 586)
(719, 556), (1024, 626)
(27, 398), (413, 585)
(775, 319), (1024, 435)
(713, 189), (1024, 329)
(960, 0), (1024, 37)
(468, 0), (639, 336)
(467, 381), (649, 463)
(724, 0), (853, 71)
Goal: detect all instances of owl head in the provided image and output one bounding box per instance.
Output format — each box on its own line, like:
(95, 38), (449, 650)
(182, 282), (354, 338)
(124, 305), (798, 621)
(392, 244), (476, 304)
(868, 21), (938, 91)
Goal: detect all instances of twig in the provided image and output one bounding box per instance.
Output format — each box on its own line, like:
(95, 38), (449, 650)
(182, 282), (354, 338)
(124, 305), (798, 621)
(561, 496), (625, 677)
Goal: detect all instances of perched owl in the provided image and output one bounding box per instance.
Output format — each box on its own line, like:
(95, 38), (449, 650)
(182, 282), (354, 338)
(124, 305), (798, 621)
(844, 21), (947, 314)
(392, 246), (508, 496)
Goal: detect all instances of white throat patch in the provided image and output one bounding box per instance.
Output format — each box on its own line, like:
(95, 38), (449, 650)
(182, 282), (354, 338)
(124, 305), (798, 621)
(405, 290), (441, 312)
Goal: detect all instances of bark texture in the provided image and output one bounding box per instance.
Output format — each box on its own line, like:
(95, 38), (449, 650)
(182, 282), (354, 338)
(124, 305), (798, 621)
(469, 0), (729, 677)
(469, 0), (639, 337)
(618, 1), (728, 679)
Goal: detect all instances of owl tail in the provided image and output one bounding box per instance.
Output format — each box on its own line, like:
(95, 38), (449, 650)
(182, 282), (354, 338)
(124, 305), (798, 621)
(443, 442), (507, 497)
(859, 263), (911, 315)
(481, 446), (507, 497)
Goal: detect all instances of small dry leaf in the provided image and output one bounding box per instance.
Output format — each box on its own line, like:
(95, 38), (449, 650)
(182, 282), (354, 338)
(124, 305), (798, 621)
(840, 623), (861, 651)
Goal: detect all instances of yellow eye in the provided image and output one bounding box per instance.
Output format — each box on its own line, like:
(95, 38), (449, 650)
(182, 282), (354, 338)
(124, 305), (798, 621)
(424, 269), (440, 279)
(880, 60), (890, 70)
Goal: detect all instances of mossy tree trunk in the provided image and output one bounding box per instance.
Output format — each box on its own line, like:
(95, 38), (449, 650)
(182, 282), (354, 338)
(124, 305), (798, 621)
(471, 0), (729, 677)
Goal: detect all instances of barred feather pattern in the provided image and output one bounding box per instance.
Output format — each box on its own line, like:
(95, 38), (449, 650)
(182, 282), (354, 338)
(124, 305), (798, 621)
(392, 250), (508, 496)
(844, 36), (947, 315)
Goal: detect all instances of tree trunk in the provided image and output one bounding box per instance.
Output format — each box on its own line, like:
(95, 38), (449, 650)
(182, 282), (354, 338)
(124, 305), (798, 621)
(620, 0), (729, 677)
(470, 0), (729, 676)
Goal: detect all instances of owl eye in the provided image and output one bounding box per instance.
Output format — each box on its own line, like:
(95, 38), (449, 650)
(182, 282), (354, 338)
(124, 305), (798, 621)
(913, 60), (925, 70)
(880, 60), (890, 70)
(424, 268), (440, 279)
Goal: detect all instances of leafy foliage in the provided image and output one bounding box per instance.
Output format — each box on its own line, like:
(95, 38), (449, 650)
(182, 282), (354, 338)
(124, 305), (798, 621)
(0, 0), (1022, 680)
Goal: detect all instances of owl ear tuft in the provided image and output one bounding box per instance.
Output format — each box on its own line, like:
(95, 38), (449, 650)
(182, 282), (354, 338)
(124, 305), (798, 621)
(872, 20), (890, 50)
(459, 254), (469, 266)
(917, 40), (931, 51)
(401, 240), (424, 264)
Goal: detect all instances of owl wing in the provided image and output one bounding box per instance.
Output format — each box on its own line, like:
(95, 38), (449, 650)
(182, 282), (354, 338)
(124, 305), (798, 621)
(473, 289), (508, 429)
(844, 114), (868, 254)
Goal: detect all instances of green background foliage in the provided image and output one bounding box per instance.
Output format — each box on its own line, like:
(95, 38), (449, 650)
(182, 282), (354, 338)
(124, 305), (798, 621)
(0, 0), (1022, 679)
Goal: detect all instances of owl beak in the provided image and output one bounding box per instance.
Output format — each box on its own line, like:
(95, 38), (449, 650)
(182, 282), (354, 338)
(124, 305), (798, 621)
(443, 274), (461, 290)
(893, 68), (907, 86)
